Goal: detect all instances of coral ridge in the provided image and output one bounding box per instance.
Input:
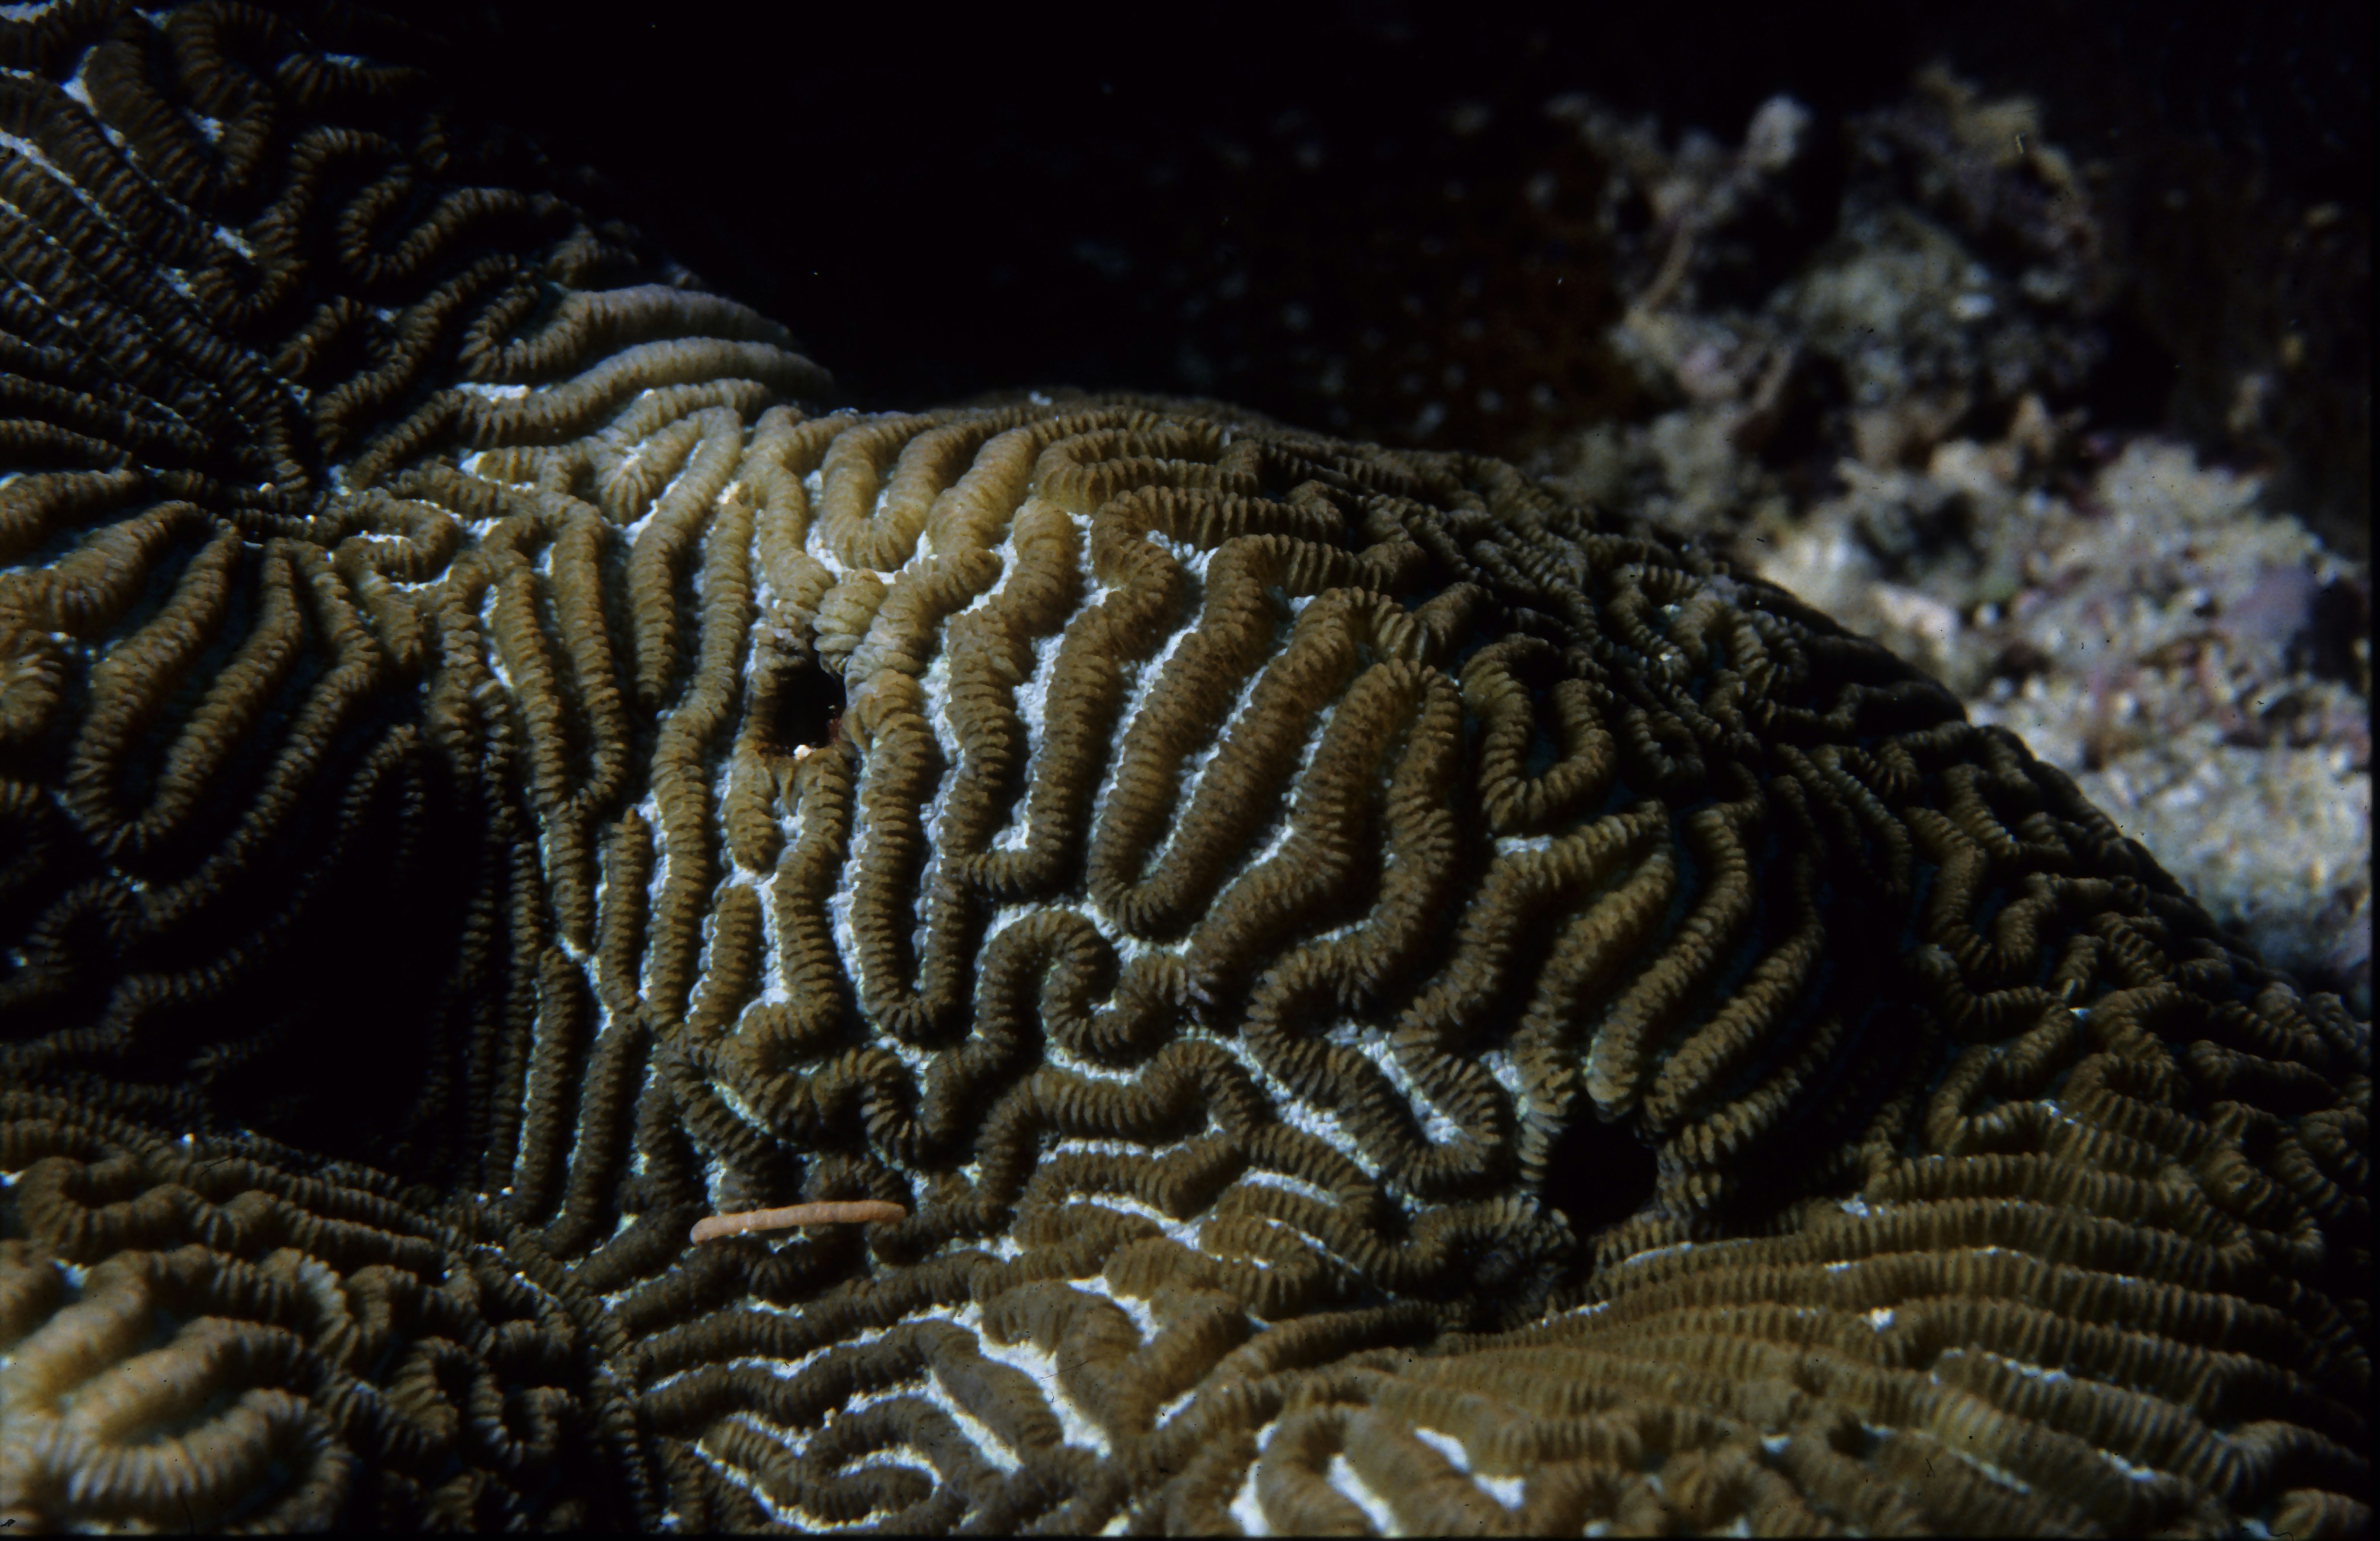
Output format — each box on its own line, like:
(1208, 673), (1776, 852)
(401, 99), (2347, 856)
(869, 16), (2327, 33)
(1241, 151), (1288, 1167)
(0, 3), (2367, 1534)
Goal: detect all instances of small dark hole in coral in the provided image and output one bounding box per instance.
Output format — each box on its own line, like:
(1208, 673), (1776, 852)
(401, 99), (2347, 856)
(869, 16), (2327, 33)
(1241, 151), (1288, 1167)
(1539, 1108), (1659, 1237)
(770, 663), (845, 756)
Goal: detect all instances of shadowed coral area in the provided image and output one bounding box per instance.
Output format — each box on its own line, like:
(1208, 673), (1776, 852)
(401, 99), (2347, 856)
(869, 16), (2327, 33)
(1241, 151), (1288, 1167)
(0, 2), (2369, 1533)
(0, 1090), (647, 1528)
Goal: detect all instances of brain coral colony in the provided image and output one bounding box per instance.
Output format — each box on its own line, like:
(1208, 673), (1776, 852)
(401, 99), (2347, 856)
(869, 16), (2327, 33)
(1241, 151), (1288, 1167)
(0, 3), (2369, 1536)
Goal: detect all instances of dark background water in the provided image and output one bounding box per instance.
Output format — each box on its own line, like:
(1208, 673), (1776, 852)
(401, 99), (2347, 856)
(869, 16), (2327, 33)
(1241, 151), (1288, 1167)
(409, 0), (2368, 551)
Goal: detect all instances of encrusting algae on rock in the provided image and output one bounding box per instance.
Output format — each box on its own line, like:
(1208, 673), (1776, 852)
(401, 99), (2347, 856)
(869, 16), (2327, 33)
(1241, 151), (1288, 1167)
(0, 3), (2369, 1534)
(1538, 72), (2371, 1017)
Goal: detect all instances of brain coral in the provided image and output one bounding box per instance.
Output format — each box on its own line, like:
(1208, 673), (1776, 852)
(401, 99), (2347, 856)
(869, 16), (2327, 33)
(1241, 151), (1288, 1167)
(0, 2), (2369, 1534)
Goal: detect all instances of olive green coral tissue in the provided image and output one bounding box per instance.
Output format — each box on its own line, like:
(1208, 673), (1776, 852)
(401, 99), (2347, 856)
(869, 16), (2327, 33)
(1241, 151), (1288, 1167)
(0, 2), (2367, 1535)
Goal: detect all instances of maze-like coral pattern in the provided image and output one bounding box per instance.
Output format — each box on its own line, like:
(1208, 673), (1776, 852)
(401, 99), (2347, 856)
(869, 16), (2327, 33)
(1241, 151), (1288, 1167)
(0, 2), (2369, 1532)
(0, 1090), (644, 1528)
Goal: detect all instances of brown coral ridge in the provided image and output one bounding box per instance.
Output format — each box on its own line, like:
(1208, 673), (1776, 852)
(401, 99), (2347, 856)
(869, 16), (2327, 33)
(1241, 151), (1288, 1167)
(0, 1089), (646, 1529)
(0, 0), (2369, 1535)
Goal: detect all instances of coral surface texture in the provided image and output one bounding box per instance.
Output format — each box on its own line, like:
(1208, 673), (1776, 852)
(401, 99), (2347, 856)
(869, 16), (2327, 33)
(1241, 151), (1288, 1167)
(0, 4), (2369, 1534)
